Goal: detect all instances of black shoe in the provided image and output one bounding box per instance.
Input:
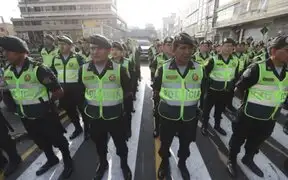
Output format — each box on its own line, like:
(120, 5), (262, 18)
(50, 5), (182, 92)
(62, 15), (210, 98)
(62, 157), (73, 179)
(178, 160), (190, 180)
(4, 156), (22, 176)
(36, 157), (59, 176)
(226, 106), (237, 114)
(84, 131), (90, 141)
(69, 128), (83, 140)
(226, 160), (237, 177)
(157, 160), (170, 179)
(284, 159), (288, 173)
(201, 126), (208, 136)
(214, 126), (227, 136)
(93, 161), (108, 180)
(121, 163), (132, 180)
(242, 155), (264, 177)
(153, 129), (159, 138)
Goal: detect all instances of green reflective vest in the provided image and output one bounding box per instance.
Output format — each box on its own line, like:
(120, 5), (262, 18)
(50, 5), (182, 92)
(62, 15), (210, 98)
(53, 54), (80, 83)
(78, 50), (90, 62)
(158, 61), (203, 121)
(82, 62), (123, 120)
(209, 56), (238, 91)
(244, 62), (288, 120)
(156, 53), (169, 70)
(41, 48), (58, 67)
(194, 52), (211, 66)
(4, 63), (49, 118)
(234, 53), (248, 72)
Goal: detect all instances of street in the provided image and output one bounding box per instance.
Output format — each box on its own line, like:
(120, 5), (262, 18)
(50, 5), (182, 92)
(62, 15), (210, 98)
(4, 64), (288, 180)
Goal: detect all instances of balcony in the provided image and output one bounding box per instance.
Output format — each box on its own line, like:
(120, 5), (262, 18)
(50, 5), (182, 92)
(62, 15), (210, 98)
(215, 0), (288, 28)
(18, 0), (113, 6)
(13, 24), (82, 32)
(21, 10), (115, 18)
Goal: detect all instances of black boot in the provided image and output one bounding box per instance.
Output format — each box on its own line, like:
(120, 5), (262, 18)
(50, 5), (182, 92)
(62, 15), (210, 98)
(4, 155), (22, 176)
(62, 156), (73, 179)
(178, 159), (190, 180)
(93, 160), (108, 180)
(157, 159), (170, 179)
(69, 125), (83, 140)
(121, 158), (131, 180)
(201, 126), (208, 136)
(214, 124), (227, 136)
(36, 156), (59, 176)
(242, 154), (264, 177)
(284, 158), (288, 173)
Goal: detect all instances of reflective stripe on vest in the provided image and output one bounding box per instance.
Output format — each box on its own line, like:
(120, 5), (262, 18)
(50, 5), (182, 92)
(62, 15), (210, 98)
(4, 64), (49, 116)
(209, 56), (238, 90)
(53, 56), (79, 83)
(159, 62), (203, 120)
(194, 52), (210, 65)
(82, 62), (123, 119)
(234, 53), (247, 72)
(244, 62), (288, 120)
(41, 48), (58, 67)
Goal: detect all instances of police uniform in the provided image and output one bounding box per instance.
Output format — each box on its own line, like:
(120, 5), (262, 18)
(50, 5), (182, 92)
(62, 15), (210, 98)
(78, 38), (91, 62)
(40, 35), (59, 67)
(78, 35), (132, 180)
(111, 42), (134, 139)
(51, 36), (87, 140)
(201, 38), (239, 136)
(192, 40), (212, 66)
(0, 36), (73, 178)
(151, 37), (173, 138)
(153, 33), (203, 180)
(227, 36), (288, 178)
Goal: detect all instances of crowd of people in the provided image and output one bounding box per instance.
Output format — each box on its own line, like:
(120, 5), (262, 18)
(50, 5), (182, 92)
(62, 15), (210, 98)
(0, 31), (287, 180)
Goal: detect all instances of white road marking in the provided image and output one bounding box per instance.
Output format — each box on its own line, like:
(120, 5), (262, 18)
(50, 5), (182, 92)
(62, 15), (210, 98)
(169, 138), (212, 180)
(104, 67), (146, 180)
(208, 107), (288, 180)
(17, 120), (85, 180)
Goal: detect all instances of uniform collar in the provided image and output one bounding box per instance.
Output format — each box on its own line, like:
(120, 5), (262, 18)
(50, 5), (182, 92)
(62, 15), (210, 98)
(218, 54), (233, 64)
(45, 46), (56, 54)
(168, 58), (196, 70)
(59, 52), (74, 60)
(199, 52), (209, 59)
(266, 58), (287, 80)
(233, 52), (243, 58)
(10, 57), (31, 71)
(87, 59), (114, 71)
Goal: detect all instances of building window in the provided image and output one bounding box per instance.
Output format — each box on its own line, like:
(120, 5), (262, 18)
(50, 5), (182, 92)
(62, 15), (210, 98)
(217, 6), (234, 22)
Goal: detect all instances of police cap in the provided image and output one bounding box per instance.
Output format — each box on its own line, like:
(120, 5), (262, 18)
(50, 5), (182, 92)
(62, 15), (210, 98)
(163, 37), (173, 44)
(173, 32), (196, 47)
(222, 38), (236, 45)
(270, 35), (288, 49)
(200, 40), (209, 45)
(0, 36), (29, 53)
(44, 34), (55, 41)
(57, 35), (73, 45)
(112, 42), (123, 51)
(85, 35), (111, 49)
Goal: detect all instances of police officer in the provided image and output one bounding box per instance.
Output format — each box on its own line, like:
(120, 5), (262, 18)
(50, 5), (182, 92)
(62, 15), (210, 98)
(51, 36), (86, 140)
(150, 37), (173, 138)
(192, 40), (212, 65)
(78, 35), (132, 180)
(78, 38), (91, 62)
(0, 36), (73, 178)
(226, 41), (249, 114)
(201, 38), (239, 136)
(154, 33), (203, 180)
(0, 76), (22, 177)
(111, 41), (134, 139)
(226, 35), (288, 177)
(39, 34), (59, 67)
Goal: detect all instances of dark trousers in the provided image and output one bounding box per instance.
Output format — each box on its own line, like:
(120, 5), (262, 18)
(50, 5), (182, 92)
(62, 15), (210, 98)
(202, 89), (230, 128)
(159, 117), (197, 160)
(0, 151), (6, 170)
(229, 112), (275, 158)
(153, 100), (160, 132)
(21, 112), (70, 160)
(0, 112), (20, 166)
(90, 117), (128, 162)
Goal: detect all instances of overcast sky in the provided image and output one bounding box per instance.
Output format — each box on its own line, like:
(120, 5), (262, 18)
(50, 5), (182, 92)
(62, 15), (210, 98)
(0, 0), (177, 29)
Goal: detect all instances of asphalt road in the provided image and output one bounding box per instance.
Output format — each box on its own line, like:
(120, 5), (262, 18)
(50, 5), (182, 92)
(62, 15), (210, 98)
(4, 64), (288, 180)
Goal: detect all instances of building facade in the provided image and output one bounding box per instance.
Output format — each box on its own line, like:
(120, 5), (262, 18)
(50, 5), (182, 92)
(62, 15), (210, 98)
(162, 13), (176, 38)
(215, 0), (288, 42)
(175, 0), (217, 41)
(12, 0), (127, 42)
